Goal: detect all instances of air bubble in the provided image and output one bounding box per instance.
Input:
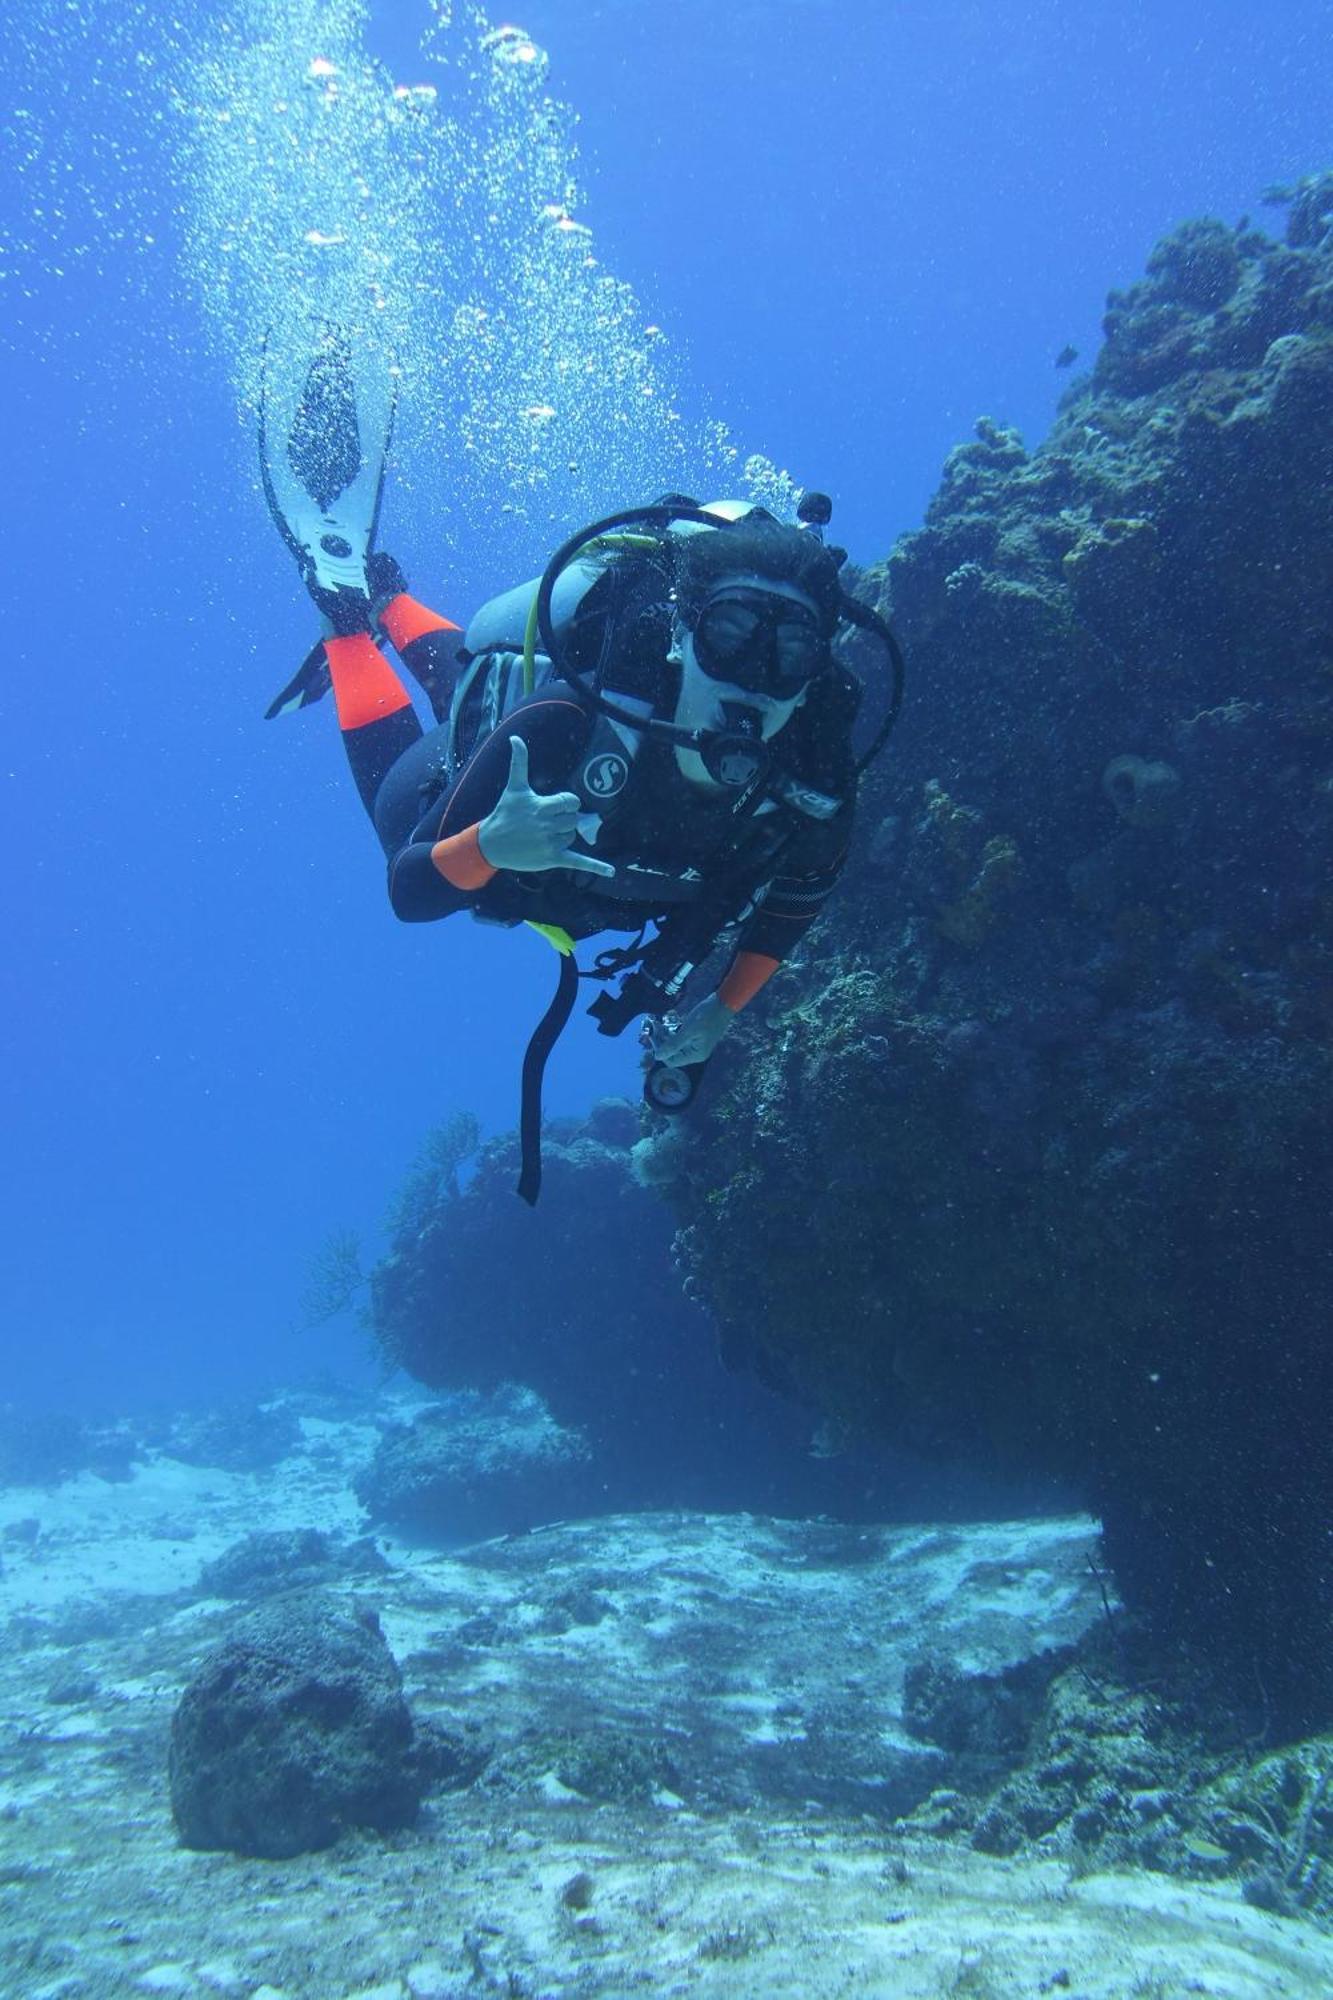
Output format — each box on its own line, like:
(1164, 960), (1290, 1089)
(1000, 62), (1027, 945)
(5, 0), (800, 577)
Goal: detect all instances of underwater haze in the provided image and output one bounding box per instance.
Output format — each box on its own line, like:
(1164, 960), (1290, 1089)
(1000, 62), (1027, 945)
(3, 2), (1333, 1994)
(2, 0), (1325, 1411)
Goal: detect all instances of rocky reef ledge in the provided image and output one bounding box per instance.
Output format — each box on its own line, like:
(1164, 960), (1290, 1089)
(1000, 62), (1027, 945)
(646, 174), (1333, 1727)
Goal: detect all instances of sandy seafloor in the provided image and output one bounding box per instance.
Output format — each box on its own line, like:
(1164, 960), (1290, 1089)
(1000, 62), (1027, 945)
(0, 1395), (1329, 2000)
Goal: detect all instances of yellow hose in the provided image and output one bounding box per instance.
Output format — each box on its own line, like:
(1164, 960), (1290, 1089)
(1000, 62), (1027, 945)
(524, 921), (577, 955)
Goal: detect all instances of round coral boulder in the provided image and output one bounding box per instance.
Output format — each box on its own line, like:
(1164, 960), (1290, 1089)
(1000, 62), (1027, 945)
(168, 1593), (422, 1856)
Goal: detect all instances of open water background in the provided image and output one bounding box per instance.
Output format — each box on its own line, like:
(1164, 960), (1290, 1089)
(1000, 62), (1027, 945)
(1, 0), (1328, 1413)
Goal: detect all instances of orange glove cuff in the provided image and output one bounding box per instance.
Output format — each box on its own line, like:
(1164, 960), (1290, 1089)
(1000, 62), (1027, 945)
(717, 950), (781, 1013)
(430, 823), (497, 892)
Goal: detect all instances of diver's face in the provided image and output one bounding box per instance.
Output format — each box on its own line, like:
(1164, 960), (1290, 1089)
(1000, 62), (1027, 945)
(689, 573), (829, 699)
(669, 573), (823, 788)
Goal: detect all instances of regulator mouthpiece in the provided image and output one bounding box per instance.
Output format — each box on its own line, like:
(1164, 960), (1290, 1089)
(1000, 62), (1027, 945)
(700, 703), (768, 790)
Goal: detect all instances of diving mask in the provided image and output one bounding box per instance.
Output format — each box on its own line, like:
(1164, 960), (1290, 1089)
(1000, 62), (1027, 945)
(691, 587), (830, 698)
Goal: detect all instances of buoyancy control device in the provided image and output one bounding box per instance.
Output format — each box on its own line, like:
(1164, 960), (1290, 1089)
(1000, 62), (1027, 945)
(458, 497), (906, 1202)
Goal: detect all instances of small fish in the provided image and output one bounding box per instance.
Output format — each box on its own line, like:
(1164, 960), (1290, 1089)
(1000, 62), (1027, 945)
(1055, 344), (1079, 369)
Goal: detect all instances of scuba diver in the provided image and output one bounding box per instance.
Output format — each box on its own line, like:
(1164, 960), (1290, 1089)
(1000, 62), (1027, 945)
(260, 333), (904, 1200)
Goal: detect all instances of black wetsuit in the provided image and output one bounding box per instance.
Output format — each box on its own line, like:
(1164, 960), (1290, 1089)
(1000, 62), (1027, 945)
(340, 586), (860, 975)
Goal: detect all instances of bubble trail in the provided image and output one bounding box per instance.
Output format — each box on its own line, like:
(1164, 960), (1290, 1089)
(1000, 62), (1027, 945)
(5, 0), (802, 576)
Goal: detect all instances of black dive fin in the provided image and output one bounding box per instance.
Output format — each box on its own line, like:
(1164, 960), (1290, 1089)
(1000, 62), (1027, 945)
(264, 639), (332, 720)
(286, 332), (363, 512)
(259, 326), (397, 599)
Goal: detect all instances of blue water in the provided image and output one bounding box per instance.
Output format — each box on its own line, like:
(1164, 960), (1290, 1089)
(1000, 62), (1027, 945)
(1, 0), (1328, 1413)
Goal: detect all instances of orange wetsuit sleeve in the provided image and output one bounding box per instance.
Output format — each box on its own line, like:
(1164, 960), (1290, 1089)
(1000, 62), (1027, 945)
(717, 950), (781, 1013)
(430, 824), (497, 893)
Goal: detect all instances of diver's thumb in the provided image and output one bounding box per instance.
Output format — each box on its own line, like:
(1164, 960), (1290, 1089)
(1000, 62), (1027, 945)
(503, 735), (530, 793)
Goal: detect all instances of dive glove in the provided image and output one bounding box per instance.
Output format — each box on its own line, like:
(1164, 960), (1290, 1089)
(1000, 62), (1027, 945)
(652, 993), (735, 1069)
(478, 736), (615, 878)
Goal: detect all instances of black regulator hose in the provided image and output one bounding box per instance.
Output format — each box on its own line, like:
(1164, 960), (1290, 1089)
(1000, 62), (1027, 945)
(837, 593), (907, 773)
(533, 503), (724, 737)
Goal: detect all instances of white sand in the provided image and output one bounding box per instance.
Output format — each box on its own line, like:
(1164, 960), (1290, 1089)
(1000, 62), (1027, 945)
(0, 1400), (1328, 1999)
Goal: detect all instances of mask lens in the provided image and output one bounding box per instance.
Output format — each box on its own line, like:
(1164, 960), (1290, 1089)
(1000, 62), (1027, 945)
(694, 591), (825, 695)
(697, 600), (760, 662)
(773, 620), (822, 686)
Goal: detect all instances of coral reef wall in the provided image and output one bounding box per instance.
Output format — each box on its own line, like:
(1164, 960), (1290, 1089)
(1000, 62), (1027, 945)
(653, 178), (1333, 1724)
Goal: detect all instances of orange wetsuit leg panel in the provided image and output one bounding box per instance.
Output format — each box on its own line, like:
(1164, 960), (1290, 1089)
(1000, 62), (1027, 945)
(379, 593), (463, 726)
(323, 632), (424, 824)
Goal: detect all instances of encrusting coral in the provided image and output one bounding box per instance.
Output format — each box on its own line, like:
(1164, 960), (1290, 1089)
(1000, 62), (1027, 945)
(653, 175), (1333, 1730)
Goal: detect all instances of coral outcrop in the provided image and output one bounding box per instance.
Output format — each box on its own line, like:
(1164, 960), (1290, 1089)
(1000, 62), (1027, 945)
(367, 1105), (962, 1521)
(651, 174), (1333, 1726)
(197, 1528), (388, 1600)
(168, 1594), (425, 1856)
(355, 1386), (593, 1540)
